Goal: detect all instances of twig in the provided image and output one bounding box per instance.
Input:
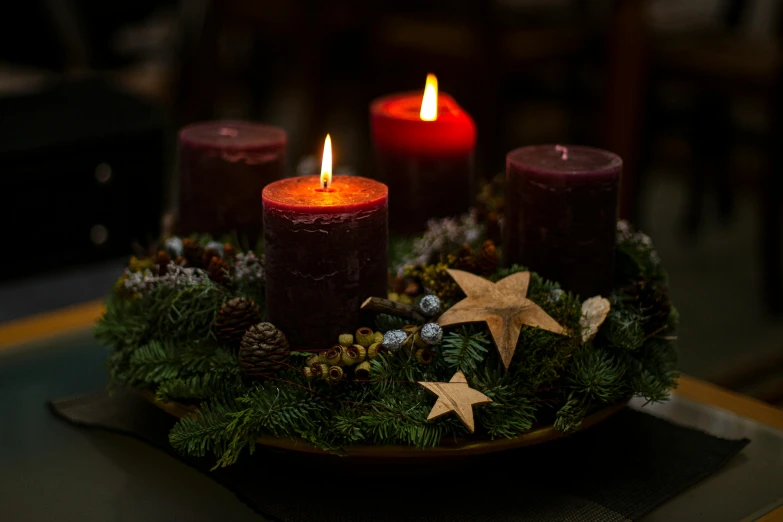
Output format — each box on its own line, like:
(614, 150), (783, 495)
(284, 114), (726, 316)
(361, 296), (425, 323)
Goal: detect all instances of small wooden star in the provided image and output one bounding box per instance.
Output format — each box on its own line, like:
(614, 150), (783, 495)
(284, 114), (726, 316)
(418, 371), (492, 433)
(437, 269), (566, 369)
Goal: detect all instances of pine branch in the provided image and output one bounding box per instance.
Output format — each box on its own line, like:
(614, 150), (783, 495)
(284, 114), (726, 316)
(441, 328), (489, 375)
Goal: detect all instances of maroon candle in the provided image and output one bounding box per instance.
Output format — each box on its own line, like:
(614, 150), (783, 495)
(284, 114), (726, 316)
(370, 74), (477, 233)
(179, 121), (286, 243)
(504, 145), (622, 298)
(262, 138), (388, 349)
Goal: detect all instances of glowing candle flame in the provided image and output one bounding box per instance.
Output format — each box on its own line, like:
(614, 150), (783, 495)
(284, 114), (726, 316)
(420, 73), (438, 121)
(321, 134), (332, 189)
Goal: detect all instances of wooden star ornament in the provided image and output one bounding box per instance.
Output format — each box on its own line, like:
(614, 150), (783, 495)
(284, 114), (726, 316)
(418, 371), (492, 433)
(437, 269), (566, 369)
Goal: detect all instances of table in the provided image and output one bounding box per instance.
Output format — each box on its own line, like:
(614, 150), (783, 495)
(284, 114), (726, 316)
(1, 302), (782, 521)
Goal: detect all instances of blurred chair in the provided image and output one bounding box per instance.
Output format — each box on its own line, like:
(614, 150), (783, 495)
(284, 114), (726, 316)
(644, 0), (783, 313)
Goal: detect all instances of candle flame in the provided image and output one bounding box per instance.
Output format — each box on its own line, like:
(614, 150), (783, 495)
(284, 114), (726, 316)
(321, 134), (332, 189)
(420, 73), (438, 121)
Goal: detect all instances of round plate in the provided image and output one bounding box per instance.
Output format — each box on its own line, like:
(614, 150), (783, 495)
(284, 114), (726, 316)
(142, 391), (626, 458)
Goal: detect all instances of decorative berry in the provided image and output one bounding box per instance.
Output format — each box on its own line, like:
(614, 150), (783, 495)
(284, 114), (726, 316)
(327, 365), (344, 385)
(415, 348), (434, 365)
(338, 333), (354, 347)
(382, 330), (407, 351)
(340, 345), (364, 366)
(355, 327), (375, 348)
(419, 295), (442, 318)
(367, 342), (381, 359)
(373, 331), (384, 344)
(419, 323), (443, 345)
(355, 361), (371, 380)
(323, 346), (342, 365)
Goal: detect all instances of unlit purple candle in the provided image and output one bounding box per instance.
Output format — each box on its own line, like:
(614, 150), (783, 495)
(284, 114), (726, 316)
(504, 145), (622, 298)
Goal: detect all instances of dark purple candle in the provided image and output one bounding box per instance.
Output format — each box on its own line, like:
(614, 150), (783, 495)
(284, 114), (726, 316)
(504, 145), (622, 298)
(178, 121), (286, 244)
(263, 172), (388, 350)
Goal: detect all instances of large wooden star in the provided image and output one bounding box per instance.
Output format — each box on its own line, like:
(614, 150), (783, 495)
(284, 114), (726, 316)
(418, 371), (492, 433)
(437, 269), (566, 369)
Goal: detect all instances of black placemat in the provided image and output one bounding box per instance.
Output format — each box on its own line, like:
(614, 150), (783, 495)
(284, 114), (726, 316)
(50, 389), (749, 522)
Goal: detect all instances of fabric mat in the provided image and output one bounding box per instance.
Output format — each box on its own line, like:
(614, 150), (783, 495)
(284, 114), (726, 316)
(50, 389), (750, 522)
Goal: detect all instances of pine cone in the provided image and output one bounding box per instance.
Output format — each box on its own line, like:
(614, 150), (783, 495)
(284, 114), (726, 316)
(154, 250), (172, 275)
(474, 240), (499, 276)
(449, 243), (475, 272)
(216, 297), (261, 347)
(223, 243), (238, 262)
(207, 256), (230, 285)
(624, 278), (671, 334)
(203, 247), (222, 268)
(240, 322), (290, 378)
(182, 238), (204, 268)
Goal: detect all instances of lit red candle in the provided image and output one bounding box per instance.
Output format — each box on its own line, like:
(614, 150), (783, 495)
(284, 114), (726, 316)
(178, 121), (286, 244)
(263, 135), (388, 349)
(370, 74), (477, 233)
(504, 145), (622, 298)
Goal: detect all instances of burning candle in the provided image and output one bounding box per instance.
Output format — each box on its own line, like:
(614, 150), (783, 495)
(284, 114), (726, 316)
(504, 145), (622, 298)
(178, 121), (286, 244)
(263, 135), (389, 349)
(370, 74), (477, 233)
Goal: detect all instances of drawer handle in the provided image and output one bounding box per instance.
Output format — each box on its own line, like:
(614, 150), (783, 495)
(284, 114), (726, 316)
(90, 224), (109, 245)
(95, 163), (112, 184)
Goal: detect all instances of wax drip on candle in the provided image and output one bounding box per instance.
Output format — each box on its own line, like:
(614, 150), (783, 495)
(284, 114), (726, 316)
(555, 145), (569, 160)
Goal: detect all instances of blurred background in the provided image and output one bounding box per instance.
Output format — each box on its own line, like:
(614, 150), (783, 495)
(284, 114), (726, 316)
(0, 0), (781, 402)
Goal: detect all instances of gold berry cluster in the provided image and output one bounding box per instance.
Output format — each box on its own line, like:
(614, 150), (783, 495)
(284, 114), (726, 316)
(303, 327), (384, 385)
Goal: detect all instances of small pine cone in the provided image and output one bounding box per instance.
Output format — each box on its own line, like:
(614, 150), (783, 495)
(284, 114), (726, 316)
(323, 346), (342, 365)
(474, 240), (499, 276)
(182, 238), (205, 268)
(415, 348), (434, 365)
(355, 327), (375, 348)
(367, 342), (381, 359)
(216, 297), (261, 347)
(449, 243), (476, 272)
(154, 250), (172, 275)
(338, 333), (354, 347)
(203, 248), (222, 268)
(239, 322), (290, 378)
(355, 361), (371, 380)
(485, 212), (502, 245)
(327, 365), (344, 385)
(223, 243), (238, 261)
(208, 256), (230, 285)
(174, 256), (188, 267)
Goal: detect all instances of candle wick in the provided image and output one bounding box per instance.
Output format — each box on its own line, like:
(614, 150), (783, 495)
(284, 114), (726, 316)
(555, 145), (569, 160)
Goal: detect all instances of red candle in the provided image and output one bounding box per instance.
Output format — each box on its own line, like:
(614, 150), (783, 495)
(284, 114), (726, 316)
(370, 74), (477, 233)
(504, 145), (622, 298)
(263, 136), (388, 349)
(179, 121), (286, 244)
